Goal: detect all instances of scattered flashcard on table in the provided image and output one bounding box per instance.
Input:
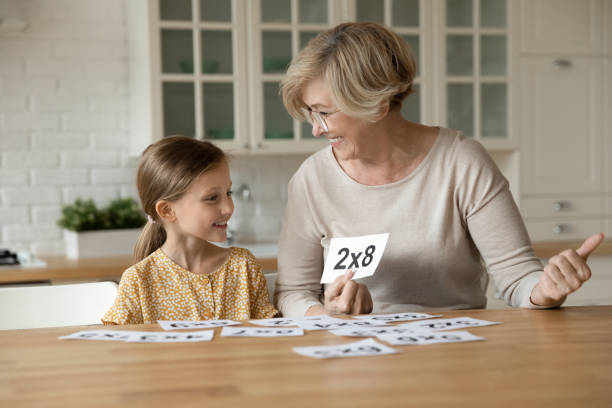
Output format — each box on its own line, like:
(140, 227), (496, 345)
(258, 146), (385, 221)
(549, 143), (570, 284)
(293, 338), (398, 359)
(329, 326), (434, 338)
(157, 319), (240, 331)
(220, 327), (304, 337)
(59, 330), (214, 343)
(377, 330), (484, 345)
(352, 312), (442, 323)
(399, 317), (500, 331)
(59, 330), (133, 341)
(126, 330), (214, 343)
(321, 233), (389, 284)
(296, 319), (389, 331)
(249, 318), (300, 327)
(249, 315), (347, 327)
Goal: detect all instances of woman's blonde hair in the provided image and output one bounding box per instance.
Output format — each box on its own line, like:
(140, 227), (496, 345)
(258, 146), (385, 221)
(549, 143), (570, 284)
(281, 22), (416, 123)
(133, 136), (227, 261)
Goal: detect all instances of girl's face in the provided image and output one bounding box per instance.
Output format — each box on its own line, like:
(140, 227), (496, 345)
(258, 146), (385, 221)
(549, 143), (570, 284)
(168, 160), (234, 243)
(301, 77), (373, 162)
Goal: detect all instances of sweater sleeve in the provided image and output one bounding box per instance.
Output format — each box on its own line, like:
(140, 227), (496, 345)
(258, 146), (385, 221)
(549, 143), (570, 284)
(275, 172), (326, 318)
(456, 139), (547, 308)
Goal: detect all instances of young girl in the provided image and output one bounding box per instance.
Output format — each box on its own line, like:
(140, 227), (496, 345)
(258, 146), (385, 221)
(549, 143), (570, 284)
(102, 136), (278, 324)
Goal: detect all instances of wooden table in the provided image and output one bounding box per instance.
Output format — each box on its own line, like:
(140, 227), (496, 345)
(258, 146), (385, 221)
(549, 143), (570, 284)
(1, 306), (611, 407)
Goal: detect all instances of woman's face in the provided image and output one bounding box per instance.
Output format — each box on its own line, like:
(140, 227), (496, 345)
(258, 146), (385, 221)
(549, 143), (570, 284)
(302, 77), (373, 161)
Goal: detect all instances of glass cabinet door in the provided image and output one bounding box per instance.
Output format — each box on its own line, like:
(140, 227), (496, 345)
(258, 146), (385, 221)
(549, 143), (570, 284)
(443, 0), (509, 141)
(354, 0), (427, 124)
(157, 0), (246, 147)
(252, 0), (336, 150)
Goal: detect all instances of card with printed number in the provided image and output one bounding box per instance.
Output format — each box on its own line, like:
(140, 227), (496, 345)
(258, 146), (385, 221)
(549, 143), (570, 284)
(296, 319), (390, 331)
(59, 330), (215, 343)
(220, 327), (304, 337)
(293, 338), (398, 359)
(377, 330), (484, 345)
(398, 317), (500, 331)
(248, 316), (344, 327)
(352, 312), (441, 323)
(157, 320), (240, 330)
(329, 326), (434, 337)
(321, 233), (389, 284)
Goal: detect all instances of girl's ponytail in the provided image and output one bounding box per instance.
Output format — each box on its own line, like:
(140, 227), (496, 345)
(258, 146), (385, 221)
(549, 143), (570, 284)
(133, 220), (166, 262)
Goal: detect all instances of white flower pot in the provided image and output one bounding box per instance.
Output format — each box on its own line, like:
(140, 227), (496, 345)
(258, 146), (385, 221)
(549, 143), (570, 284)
(64, 228), (142, 258)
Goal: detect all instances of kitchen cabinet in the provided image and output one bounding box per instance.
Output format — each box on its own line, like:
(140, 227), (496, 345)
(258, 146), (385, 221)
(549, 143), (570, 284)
(434, 0), (515, 150)
(518, 0), (608, 242)
(128, 0), (516, 155)
(519, 0), (604, 55)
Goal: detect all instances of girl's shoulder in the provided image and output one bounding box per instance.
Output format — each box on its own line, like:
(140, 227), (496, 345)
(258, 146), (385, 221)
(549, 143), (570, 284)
(121, 249), (166, 281)
(228, 246), (257, 262)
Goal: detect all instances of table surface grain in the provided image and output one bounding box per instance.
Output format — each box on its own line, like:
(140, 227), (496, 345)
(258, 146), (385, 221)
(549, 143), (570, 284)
(1, 306), (611, 407)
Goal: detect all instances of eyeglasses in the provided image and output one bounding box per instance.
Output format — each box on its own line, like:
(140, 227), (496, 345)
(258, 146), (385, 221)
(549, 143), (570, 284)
(304, 107), (340, 133)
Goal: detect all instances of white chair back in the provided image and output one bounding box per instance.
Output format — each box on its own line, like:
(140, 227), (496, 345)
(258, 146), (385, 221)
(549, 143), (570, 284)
(0, 281), (118, 330)
(265, 272), (277, 303)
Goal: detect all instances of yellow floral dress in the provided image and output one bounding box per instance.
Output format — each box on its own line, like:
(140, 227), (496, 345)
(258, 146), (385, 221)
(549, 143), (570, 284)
(102, 247), (278, 324)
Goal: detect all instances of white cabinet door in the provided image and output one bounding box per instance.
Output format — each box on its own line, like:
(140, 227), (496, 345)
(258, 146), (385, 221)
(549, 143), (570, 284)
(520, 57), (603, 195)
(606, 0), (612, 54)
(520, 0), (604, 55)
(606, 58), (612, 194)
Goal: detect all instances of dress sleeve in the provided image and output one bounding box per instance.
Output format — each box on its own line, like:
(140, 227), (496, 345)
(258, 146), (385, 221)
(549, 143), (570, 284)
(275, 174), (326, 318)
(101, 267), (145, 325)
(245, 255), (279, 319)
(456, 140), (547, 308)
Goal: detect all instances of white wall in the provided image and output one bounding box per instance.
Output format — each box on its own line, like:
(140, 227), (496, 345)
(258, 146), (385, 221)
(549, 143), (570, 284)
(0, 0), (308, 256)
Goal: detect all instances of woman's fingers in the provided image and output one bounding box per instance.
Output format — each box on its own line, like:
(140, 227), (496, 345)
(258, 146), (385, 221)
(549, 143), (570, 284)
(351, 284), (373, 314)
(548, 255), (582, 292)
(575, 232), (604, 259)
(325, 270), (354, 301)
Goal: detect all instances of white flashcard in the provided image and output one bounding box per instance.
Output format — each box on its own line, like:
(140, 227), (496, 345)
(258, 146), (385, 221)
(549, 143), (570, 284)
(126, 330), (214, 343)
(220, 327), (304, 337)
(59, 330), (215, 343)
(157, 319), (240, 330)
(293, 338), (398, 359)
(59, 330), (133, 341)
(329, 326), (434, 337)
(249, 318), (300, 327)
(398, 317), (500, 331)
(352, 312), (442, 323)
(377, 330), (485, 345)
(296, 319), (389, 331)
(321, 233), (389, 284)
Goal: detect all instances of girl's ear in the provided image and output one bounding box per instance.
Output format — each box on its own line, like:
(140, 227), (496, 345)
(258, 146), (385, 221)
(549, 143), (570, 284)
(155, 200), (175, 222)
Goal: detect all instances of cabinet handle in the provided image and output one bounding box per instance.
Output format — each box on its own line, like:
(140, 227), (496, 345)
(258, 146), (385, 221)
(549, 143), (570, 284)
(552, 59), (572, 69)
(552, 201), (564, 211)
(552, 224), (565, 234)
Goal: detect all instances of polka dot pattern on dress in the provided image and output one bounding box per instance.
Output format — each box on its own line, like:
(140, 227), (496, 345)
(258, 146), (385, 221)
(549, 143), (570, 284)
(102, 247), (278, 325)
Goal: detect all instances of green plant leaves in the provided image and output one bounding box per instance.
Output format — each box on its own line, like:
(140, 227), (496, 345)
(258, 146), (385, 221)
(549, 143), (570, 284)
(57, 198), (146, 232)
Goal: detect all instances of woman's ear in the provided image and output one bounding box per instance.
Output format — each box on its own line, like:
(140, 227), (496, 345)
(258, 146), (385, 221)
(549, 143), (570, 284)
(155, 200), (175, 222)
(374, 101), (390, 122)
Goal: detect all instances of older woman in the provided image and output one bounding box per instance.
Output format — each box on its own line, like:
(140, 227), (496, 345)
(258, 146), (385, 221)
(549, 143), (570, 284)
(275, 22), (603, 318)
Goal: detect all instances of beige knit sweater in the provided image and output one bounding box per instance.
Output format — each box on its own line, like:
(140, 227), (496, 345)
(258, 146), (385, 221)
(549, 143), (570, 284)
(275, 128), (545, 318)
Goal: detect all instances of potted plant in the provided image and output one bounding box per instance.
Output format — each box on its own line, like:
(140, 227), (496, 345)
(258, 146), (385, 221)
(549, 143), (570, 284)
(57, 198), (146, 258)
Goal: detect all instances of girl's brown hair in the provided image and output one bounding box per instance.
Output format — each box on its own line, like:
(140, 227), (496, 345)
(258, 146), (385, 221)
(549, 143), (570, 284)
(133, 136), (227, 261)
(281, 22), (416, 123)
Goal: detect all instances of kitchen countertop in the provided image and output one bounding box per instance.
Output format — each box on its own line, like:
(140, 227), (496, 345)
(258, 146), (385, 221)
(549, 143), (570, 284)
(1, 240), (610, 285)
